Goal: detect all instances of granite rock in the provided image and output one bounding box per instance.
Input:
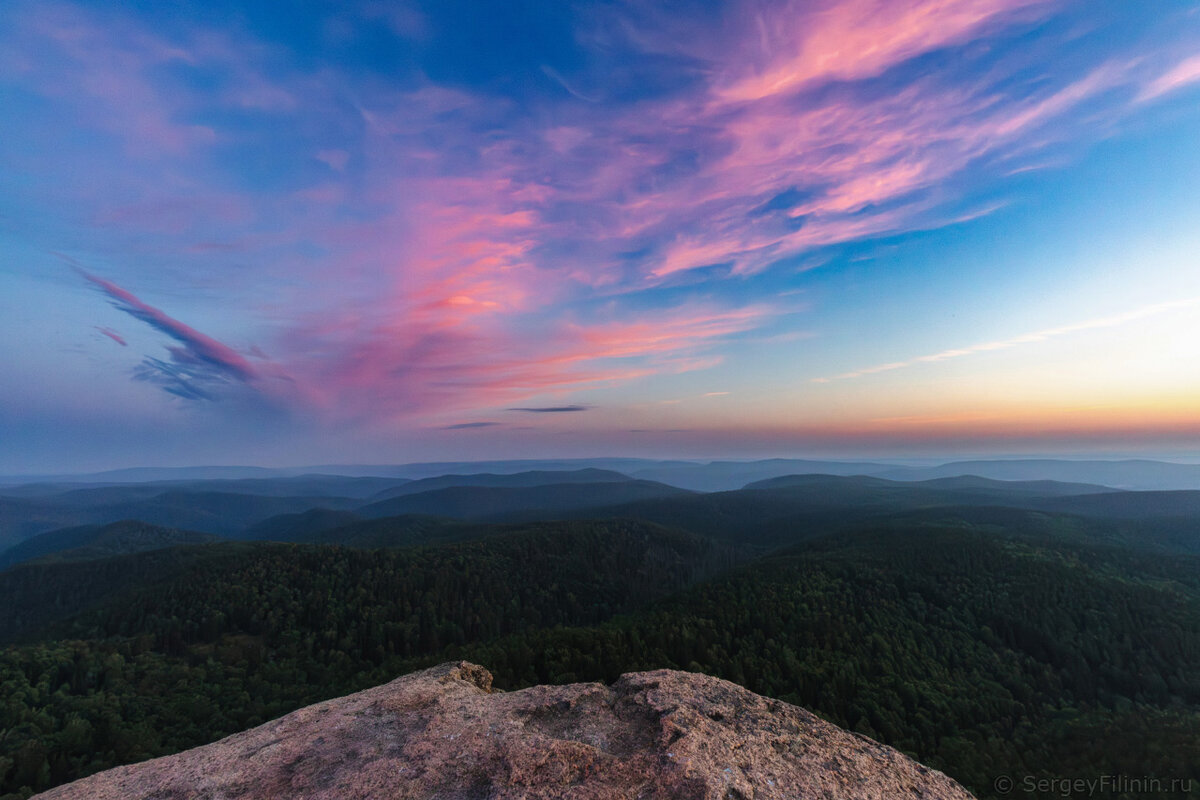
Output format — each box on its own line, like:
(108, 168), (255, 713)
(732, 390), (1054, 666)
(36, 661), (976, 800)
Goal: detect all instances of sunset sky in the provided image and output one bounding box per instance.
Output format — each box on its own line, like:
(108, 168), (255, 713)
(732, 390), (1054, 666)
(3, 0), (1200, 472)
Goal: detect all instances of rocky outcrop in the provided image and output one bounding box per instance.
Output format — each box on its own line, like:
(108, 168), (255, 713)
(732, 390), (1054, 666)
(37, 662), (976, 799)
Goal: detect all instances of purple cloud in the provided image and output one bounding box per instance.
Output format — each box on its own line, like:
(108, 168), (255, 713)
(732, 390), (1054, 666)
(3, 0), (1196, 455)
(78, 269), (277, 403)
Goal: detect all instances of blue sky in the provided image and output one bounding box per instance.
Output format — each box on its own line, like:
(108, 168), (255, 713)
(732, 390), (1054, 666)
(2, 0), (1200, 472)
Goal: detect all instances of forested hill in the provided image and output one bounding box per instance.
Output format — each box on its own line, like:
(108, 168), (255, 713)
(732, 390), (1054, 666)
(741, 473), (1112, 496)
(8, 472), (1200, 565)
(355, 479), (692, 520)
(0, 471), (686, 550)
(458, 522), (1200, 797)
(0, 521), (222, 570)
(0, 520), (736, 648)
(563, 478), (1200, 554)
(364, 468), (635, 501)
(1, 506), (1198, 799)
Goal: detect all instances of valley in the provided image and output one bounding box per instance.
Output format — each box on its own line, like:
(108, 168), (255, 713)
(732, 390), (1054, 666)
(1, 459), (1197, 798)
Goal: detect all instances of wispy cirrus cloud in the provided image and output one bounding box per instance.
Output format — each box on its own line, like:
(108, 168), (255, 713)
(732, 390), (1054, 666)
(508, 405), (590, 413)
(1139, 54), (1200, 101)
(278, 302), (766, 423)
(583, 41), (1144, 280)
(813, 296), (1200, 383)
(712, 0), (1053, 102)
(4, 0), (1197, 442)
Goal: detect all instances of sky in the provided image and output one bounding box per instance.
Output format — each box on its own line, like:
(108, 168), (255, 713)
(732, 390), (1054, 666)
(2, 0), (1200, 472)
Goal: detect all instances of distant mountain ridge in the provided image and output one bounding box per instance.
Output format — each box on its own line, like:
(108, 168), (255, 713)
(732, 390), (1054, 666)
(9, 467), (1200, 565)
(0, 460), (678, 485)
(1036, 489), (1200, 518)
(745, 473), (1115, 497)
(0, 490), (364, 550)
(875, 458), (1200, 490)
(240, 508), (363, 542)
(365, 468), (634, 501)
(0, 474), (410, 500)
(357, 479), (693, 520)
(0, 470), (679, 555)
(10, 456), (1200, 492)
(630, 458), (900, 491)
(0, 520), (221, 570)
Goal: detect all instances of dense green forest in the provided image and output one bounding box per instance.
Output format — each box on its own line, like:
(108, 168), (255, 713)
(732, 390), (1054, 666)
(465, 524), (1200, 795)
(1, 504), (1198, 798)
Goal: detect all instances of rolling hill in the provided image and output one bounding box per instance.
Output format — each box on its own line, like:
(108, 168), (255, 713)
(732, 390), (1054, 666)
(628, 459), (897, 491)
(1035, 489), (1200, 518)
(240, 508), (363, 542)
(356, 479), (694, 520)
(0, 520), (222, 570)
(877, 458), (1200, 490)
(0, 489), (363, 548)
(364, 468), (636, 501)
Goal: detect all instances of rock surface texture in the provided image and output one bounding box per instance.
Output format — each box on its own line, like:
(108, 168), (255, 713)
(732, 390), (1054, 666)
(36, 661), (976, 800)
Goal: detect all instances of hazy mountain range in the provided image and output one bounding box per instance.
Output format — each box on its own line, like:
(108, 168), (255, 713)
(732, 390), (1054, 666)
(8, 457), (1200, 492)
(5, 458), (1200, 570)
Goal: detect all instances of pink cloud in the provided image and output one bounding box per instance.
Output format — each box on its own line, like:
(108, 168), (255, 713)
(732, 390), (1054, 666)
(591, 52), (1142, 279)
(14, 5), (215, 157)
(715, 0), (1050, 102)
(95, 326), (127, 346)
(272, 299), (768, 424)
(1139, 54), (1200, 101)
(14, 1), (1196, 429)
